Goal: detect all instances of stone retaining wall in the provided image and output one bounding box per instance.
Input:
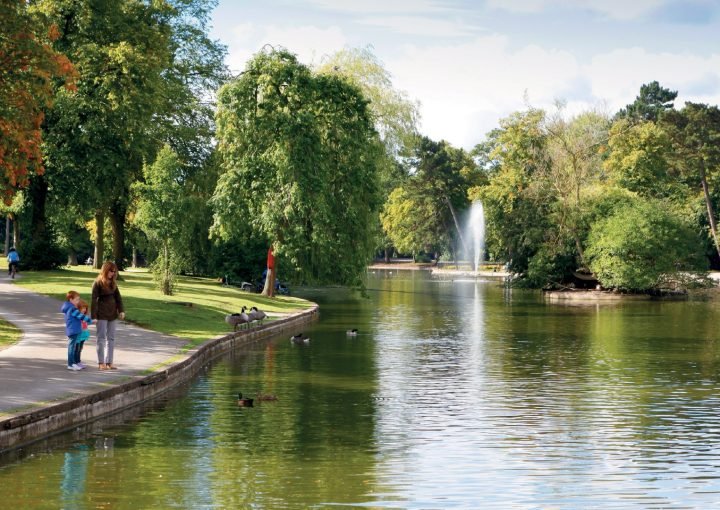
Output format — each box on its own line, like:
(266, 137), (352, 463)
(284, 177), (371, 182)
(0, 305), (318, 453)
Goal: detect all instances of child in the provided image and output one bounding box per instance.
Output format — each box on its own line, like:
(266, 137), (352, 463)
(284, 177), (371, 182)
(75, 300), (91, 369)
(61, 290), (92, 371)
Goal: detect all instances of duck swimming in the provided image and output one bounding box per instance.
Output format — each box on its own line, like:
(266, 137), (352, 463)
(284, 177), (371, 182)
(237, 392), (254, 407)
(290, 333), (310, 344)
(346, 329), (358, 336)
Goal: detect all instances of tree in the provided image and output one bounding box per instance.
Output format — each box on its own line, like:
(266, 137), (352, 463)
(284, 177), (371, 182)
(316, 46), (420, 159)
(616, 81), (677, 122)
(0, 0), (76, 201)
(31, 0), (227, 269)
(663, 103), (720, 260)
(603, 119), (677, 197)
(586, 198), (705, 290)
(133, 145), (187, 295)
(212, 48), (383, 293)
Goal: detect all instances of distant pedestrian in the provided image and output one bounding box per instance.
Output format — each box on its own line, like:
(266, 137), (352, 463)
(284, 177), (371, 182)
(91, 261), (125, 371)
(75, 300), (91, 368)
(61, 291), (92, 371)
(7, 247), (19, 277)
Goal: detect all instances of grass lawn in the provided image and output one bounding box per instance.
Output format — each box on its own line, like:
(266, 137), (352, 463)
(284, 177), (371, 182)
(0, 318), (21, 350)
(9, 265), (313, 346)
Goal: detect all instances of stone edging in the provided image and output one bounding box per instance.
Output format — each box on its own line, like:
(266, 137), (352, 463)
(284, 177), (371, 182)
(0, 305), (319, 453)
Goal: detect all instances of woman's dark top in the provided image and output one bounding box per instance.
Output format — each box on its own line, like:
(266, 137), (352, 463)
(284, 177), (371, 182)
(91, 281), (124, 321)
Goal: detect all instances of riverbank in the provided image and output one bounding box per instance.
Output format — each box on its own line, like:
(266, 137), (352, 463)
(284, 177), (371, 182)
(0, 273), (318, 453)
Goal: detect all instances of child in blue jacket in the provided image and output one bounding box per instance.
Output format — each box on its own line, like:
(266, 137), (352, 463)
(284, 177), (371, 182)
(61, 290), (92, 371)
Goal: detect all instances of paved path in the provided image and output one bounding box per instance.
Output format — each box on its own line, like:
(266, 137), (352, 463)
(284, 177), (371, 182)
(0, 276), (188, 417)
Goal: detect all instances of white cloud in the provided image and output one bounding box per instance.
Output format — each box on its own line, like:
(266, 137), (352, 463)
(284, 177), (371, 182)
(223, 23), (348, 72)
(386, 36), (720, 148)
(585, 48), (720, 108)
(305, 0), (457, 14)
(485, 0), (668, 20)
(387, 35), (582, 147)
(357, 15), (481, 37)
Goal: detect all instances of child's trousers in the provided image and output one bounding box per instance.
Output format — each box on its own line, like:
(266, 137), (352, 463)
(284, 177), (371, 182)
(67, 334), (79, 367)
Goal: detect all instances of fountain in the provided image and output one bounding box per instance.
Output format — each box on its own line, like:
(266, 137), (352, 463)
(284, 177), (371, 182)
(467, 200), (485, 274)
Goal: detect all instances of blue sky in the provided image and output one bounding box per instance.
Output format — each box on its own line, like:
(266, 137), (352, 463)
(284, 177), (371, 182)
(210, 0), (720, 149)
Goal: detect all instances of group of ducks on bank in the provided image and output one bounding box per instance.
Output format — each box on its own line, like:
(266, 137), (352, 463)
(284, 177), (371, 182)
(225, 306), (267, 331)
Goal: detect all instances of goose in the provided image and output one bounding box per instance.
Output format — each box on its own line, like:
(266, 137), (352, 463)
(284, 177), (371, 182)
(290, 333), (310, 344)
(346, 329), (358, 336)
(237, 393), (254, 407)
(225, 310), (250, 331)
(249, 306), (267, 325)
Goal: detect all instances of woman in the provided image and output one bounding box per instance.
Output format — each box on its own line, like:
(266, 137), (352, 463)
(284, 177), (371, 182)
(91, 261), (125, 370)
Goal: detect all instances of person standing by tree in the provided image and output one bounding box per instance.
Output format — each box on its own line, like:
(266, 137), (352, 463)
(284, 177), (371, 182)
(91, 262), (125, 370)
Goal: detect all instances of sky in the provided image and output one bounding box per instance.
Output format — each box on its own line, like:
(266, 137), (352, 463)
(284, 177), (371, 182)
(210, 0), (720, 150)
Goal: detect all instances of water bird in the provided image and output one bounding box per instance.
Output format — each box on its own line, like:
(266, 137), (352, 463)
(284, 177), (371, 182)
(225, 309), (250, 331)
(249, 306), (267, 325)
(237, 393), (254, 407)
(290, 333), (310, 344)
(346, 329), (358, 336)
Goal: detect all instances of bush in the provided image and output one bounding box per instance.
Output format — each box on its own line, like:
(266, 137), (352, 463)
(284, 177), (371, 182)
(586, 199), (705, 291)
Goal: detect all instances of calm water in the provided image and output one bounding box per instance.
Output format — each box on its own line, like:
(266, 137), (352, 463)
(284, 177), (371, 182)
(3, 270), (720, 509)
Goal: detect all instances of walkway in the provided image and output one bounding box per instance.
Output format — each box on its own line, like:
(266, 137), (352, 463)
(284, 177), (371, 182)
(0, 276), (188, 417)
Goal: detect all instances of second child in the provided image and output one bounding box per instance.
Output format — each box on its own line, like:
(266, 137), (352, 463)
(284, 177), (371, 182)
(61, 290), (92, 371)
(74, 300), (91, 369)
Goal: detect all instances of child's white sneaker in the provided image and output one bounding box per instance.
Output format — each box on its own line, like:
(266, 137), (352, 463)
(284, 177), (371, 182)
(67, 365), (80, 371)
(77, 363), (86, 369)
(71, 364), (82, 371)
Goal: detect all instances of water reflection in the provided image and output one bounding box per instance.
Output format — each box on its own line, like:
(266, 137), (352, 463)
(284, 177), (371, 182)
(2, 271), (720, 508)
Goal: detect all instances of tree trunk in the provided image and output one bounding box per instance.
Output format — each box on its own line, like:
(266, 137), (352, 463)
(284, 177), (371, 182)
(67, 251), (78, 266)
(109, 203), (126, 271)
(384, 248), (389, 263)
(12, 215), (19, 248)
(132, 246), (138, 268)
(94, 210), (104, 269)
(29, 175), (48, 239)
(4, 215), (9, 254)
(700, 163), (720, 259)
(261, 268), (275, 297)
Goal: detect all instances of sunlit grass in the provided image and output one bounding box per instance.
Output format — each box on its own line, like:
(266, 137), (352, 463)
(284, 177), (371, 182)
(13, 266), (313, 345)
(0, 318), (21, 350)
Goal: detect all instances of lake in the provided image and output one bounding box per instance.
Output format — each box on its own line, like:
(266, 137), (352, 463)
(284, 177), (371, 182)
(2, 269), (720, 509)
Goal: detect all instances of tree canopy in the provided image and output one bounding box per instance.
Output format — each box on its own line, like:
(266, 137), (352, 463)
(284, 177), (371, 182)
(212, 48), (384, 288)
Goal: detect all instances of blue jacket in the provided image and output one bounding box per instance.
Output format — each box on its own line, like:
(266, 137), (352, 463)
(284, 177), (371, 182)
(7, 251), (19, 263)
(61, 301), (92, 337)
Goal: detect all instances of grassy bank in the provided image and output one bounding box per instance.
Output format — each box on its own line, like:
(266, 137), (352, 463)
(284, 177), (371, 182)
(12, 266), (313, 345)
(0, 318), (21, 351)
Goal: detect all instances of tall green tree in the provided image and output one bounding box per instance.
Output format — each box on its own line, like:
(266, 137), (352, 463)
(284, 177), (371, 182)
(212, 48), (383, 293)
(31, 0), (226, 269)
(663, 103), (720, 259)
(133, 145), (187, 294)
(616, 81), (677, 122)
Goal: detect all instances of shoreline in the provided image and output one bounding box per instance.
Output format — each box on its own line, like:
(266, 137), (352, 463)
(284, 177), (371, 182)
(0, 303), (318, 453)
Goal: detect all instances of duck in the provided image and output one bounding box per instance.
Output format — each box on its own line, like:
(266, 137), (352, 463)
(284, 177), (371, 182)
(225, 310), (250, 331)
(290, 333), (310, 344)
(249, 306), (267, 325)
(256, 393), (278, 401)
(237, 392), (254, 407)
(346, 329), (358, 336)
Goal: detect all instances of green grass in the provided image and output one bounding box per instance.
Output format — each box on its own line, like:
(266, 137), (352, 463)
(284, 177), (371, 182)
(0, 318), (21, 350)
(13, 266), (313, 346)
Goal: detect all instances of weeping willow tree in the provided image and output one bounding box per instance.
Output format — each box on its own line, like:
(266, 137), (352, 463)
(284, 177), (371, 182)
(211, 48), (384, 294)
